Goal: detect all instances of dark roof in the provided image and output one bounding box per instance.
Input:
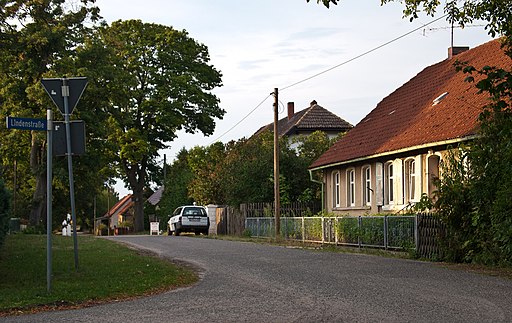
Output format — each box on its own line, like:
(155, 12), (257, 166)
(147, 186), (164, 206)
(310, 39), (511, 170)
(254, 102), (352, 137)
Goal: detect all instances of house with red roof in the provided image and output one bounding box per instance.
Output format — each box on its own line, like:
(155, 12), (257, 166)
(253, 100), (353, 146)
(95, 194), (134, 235)
(309, 39), (511, 215)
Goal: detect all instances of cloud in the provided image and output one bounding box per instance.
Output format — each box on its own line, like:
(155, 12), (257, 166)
(238, 59), (272, 70)
(287, 27), (347, 41)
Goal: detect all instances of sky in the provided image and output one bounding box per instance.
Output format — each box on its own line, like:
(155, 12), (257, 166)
(95, 0), (495, 196)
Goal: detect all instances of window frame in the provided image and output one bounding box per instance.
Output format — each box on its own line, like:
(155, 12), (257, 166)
(347, 168), (355, 207)
(384, 162), (394, 205)
(333, 171), (340, 208)
(404, 159), (416, 203)
(362, 165), (371, 206)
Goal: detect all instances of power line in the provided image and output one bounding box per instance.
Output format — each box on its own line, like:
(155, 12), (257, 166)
(208, 94), (272, 145)
(212, 13), (449, 143)
(280, 13), (448, 91)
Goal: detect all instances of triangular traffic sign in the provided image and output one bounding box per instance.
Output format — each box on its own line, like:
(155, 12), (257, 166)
(41, 77), (88, 115)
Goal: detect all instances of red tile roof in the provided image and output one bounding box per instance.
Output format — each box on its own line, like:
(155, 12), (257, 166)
(103, 194), (133, 218)
(310, 39), (511, 169)
(254, 102), (352, 137)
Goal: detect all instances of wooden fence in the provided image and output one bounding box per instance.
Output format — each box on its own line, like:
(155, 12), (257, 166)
(214, 202), (320, 236)
(240, 201), (321, 218)
(215, 206), (245, 236)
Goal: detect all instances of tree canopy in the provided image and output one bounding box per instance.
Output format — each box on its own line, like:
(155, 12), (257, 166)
(0, 0), (102, 226)
(89, 19), (224, 231)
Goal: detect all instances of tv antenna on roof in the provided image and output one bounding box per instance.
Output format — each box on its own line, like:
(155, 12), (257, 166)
(422, 24), (485, 46)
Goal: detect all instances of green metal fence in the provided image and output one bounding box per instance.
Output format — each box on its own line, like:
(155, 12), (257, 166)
(245, 216), (417, 250)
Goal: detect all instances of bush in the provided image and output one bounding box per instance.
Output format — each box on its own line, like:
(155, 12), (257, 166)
(0, 179), (11, 247)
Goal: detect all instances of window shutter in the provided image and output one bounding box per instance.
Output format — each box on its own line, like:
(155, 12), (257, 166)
(414, 155), (422, 201)
(375, 162), (383, 206)
(394, 159), (403, 205)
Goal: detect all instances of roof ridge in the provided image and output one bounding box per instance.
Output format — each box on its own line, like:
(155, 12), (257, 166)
(294, 104), (315, 127)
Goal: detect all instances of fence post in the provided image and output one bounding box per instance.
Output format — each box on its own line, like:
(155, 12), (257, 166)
(335, 217), (338, 245)
(384, 215), (388, 250)
(321, 217), (325, 244)
(415, 213), (419, 251)
(302, 217), (305, 243)
(256, 217), (260, 238)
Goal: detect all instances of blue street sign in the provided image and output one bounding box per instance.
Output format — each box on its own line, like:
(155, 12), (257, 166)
(6, 116), (47, 131)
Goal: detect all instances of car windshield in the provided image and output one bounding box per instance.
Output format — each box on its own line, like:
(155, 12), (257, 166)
(183, 207), (206, 216)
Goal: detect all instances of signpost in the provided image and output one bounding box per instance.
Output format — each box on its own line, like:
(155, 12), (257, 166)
(7, 77), (87, 292)
(46, 110), (53, 293)
(42, 77), (88, 273)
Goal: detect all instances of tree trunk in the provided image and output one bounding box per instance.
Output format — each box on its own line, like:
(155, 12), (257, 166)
(132, 187), (145, 232)
(123, 158), (147, 232)
(29, 133), (46, 226)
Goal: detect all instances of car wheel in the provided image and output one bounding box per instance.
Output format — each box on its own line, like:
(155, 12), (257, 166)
(175, 229), (180, 236)
(203, 229), (209, 236)
(195, 231), (200, 236)
(167, 226), (172, 236)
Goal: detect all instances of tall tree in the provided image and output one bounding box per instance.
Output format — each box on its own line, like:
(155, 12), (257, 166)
(0, 0), (101, 226)
(92, 20), (224, 231)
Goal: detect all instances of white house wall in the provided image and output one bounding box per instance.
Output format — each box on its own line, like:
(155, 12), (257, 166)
(324, 150), (447, 215)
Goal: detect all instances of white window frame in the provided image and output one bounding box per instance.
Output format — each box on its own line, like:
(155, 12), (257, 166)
(362, 165), (371, 206)
(384, 162), (394, 205)
(405, 158), (416, 203)
(333, 171), (340, 208)
(347, 169), (355, 207)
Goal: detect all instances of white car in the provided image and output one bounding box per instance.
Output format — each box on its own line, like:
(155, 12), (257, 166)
(168, 205), (209, 236)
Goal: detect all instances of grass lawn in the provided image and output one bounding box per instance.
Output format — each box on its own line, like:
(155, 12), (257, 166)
(0, 234), (198, 315)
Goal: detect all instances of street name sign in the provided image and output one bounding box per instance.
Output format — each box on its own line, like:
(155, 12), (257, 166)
(41, 77), (88, 115)
(6, 116), (47, 131)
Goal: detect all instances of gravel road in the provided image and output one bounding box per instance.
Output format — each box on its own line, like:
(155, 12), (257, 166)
(2, 235), (512, 322)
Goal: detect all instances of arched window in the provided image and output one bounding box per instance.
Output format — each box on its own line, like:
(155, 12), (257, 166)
(333, 171), (340, 208)
(404, 159), (416, 203)
(384, 162), (394, 204)
(347, 169), (355, 207)
(362, 166), (371, 206)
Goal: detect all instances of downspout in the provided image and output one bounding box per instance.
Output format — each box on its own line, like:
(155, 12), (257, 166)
(309, 169), (324, 213)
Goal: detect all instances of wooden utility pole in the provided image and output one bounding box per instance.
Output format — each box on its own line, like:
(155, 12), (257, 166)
(273, 88), (280, 239)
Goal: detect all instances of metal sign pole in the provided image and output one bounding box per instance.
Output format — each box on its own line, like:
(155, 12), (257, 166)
(62, 78), (79, 270)
(46, 109), (53, 292)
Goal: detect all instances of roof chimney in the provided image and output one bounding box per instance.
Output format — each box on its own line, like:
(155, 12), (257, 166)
(287, 102), (294, 120)
(448, 46), (469, 59)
